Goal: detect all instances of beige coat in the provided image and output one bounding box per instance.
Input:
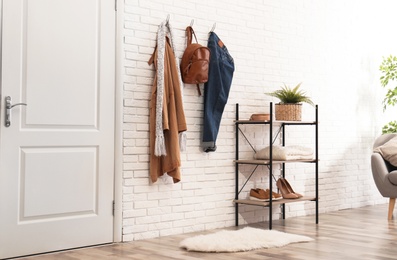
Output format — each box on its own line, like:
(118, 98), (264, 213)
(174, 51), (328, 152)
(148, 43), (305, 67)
(149, 37), (187, 183)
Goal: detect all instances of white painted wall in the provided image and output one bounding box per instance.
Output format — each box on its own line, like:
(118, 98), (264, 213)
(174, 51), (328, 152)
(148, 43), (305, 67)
(121, 0), (397, 241)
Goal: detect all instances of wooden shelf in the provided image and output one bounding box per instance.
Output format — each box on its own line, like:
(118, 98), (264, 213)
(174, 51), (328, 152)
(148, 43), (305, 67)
(235, 119), (271, 124)
(235, 159), (317, 165)
(235, 119), (316, 125)
(234, 196), (316, 207)
(276, 120), (317, 125)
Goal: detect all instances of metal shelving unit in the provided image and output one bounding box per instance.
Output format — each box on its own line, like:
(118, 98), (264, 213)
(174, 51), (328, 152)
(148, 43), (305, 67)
(234, 102), (319, 229)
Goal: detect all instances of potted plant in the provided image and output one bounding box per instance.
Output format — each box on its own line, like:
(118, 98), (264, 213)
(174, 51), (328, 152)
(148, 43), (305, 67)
(379, 55), (397, 134)
(266, 82), (314, 121)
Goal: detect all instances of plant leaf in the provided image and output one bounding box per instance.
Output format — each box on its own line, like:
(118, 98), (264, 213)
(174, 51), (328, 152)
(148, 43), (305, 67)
(266, 82), (314, 106)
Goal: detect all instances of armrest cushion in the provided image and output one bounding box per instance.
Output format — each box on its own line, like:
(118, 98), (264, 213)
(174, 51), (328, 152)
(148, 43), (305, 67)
(388, 171), (397, 185)
(374, 136), (397, 167)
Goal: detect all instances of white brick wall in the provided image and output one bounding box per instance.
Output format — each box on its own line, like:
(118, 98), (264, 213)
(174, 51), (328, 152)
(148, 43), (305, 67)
(121, 0), (397, 241)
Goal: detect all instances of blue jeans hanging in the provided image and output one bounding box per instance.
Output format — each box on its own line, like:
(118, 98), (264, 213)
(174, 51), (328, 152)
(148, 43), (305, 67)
(202, 32), (235, 152)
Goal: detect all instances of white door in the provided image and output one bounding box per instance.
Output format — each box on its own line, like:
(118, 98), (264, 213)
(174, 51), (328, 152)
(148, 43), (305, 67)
(0, 0), (115, 258)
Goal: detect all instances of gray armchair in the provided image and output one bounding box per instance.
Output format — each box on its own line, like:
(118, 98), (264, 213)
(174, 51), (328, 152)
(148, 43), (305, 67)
(371, 133), (397, 220)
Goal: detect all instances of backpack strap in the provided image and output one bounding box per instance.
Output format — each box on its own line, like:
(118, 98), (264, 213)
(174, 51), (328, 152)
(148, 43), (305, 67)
(186, 26), (198, 46)
(196, 84), (201, 96)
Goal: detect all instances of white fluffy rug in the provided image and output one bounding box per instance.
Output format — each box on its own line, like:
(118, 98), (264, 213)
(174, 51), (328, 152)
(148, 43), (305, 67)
(179, 227), (313, 253)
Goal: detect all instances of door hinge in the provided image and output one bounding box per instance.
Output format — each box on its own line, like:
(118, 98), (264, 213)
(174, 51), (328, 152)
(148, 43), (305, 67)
(115, 0), (117, 11)
(112, 200), (115, 216)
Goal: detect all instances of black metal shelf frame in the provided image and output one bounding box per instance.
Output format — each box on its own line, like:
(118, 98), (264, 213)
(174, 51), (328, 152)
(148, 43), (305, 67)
(234, 102), (319, 229)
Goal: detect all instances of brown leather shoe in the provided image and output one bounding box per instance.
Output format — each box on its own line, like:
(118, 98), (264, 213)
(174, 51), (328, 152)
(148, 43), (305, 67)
(276, 178), (299, 199)
(265, 189), (283, 200)
(249, 188), (270, 201)
(250, 188), (282, 201)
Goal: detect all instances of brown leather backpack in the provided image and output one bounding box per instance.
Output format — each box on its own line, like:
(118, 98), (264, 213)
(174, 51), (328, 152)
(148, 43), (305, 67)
(180, 26), (210, 96)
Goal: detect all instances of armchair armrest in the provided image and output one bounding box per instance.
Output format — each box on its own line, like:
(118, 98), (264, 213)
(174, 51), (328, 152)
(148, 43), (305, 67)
(372, 153), (397, 197)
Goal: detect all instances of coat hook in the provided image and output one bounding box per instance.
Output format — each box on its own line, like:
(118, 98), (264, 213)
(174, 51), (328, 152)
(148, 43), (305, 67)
(210, 22), (216, 32)
(166, 14), (170, 24)
(190, 19), (194, 27)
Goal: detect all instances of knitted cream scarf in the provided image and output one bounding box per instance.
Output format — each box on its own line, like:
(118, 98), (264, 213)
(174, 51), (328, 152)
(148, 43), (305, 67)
(154, 21), (186, 156)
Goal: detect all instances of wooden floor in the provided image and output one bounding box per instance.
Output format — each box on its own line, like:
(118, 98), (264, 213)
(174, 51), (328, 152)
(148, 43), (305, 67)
(14, 203), (397, 260)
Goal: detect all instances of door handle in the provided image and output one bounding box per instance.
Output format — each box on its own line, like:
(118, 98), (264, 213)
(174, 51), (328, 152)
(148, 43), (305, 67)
(5, 96), (27, 127)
